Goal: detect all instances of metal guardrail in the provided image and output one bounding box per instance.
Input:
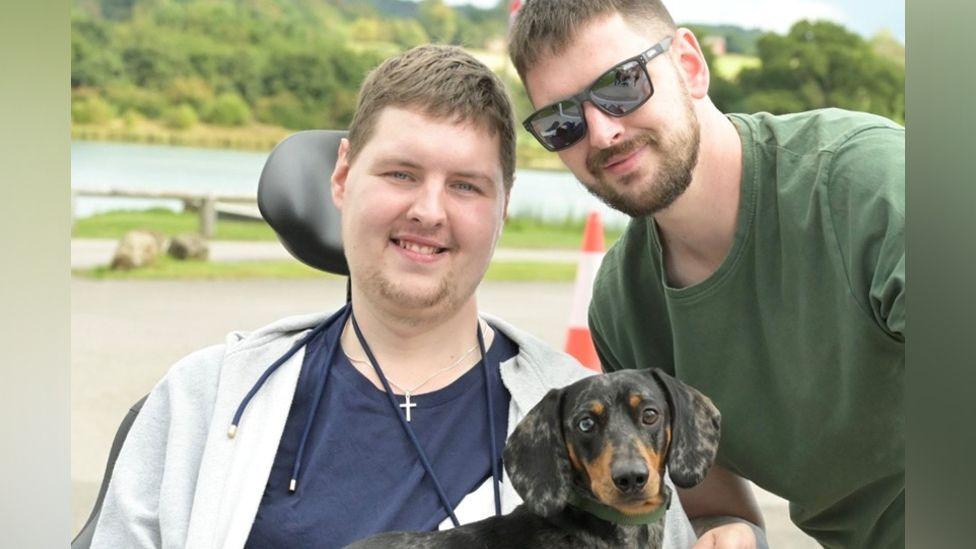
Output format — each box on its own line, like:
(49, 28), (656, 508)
(71, 187), (261, 238)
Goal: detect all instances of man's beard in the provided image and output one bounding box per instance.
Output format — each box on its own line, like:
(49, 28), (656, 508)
(359, 265), (456, 326)
(583, 93), (700, 218)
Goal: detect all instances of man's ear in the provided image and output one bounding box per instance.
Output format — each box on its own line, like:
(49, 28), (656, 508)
(330, 138), (351, 211)
(671, 27), (711, 100)
(504, 387), (571, 517)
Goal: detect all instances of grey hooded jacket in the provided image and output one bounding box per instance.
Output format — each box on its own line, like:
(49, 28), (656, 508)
(90, 311), (697, 548)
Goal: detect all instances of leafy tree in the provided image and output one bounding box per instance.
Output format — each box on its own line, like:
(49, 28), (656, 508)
(119, 39), (186, 89)
(102, 83), (168, 118)
(72, 36), (126, 88)
(122, 108), (145, 128)
(163, 77), (214, 112)
(390, 18), (429, 48)
(72, 1), (901, 135)
(680, 24), (765, 56)
(737, 20), (904, 121)
(255, 92), (313, 129)
(350, 18), (384, 42)
(99, 0), (138, 21)
(204, 47), (264, 103)
(723, 33), (751, 55)
(71, 12), (125, 87)
(261, 49), (341, 106)
(686, 25), (744, 113)
(373, 0), (420, 18)
(870, 30), (905, 67)
(418, 0), (457, 43)
(72, 96), (116, 124)
(163, 103), (199, 129)
(203, 93), (251, 126)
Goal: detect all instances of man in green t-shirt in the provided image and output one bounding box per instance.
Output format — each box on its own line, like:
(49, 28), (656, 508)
(509, 1), (904, 548)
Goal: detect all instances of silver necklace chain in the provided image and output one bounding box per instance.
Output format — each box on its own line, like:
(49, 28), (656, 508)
(342, 319), (491, 421)
(345, 342), (479, 396)
(343, 318), (490, 395)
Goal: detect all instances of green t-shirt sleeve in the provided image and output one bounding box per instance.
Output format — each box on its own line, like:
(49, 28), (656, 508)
(827, 125), (905, 341)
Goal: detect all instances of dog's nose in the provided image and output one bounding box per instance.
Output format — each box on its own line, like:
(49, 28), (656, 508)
(611, 463), (648, 494)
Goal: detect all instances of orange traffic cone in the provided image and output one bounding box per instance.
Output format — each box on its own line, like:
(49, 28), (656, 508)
(565, 212), (605, 371)
(508, 0), (523, 27)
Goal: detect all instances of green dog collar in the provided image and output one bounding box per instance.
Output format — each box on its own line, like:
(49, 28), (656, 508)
(567, 488), (671, 526)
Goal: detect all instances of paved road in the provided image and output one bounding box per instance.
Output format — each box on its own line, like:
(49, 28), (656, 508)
(71, 277), (817, 547)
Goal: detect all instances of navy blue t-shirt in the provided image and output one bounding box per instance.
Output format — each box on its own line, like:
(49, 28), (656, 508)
(245, 319), (515, 548)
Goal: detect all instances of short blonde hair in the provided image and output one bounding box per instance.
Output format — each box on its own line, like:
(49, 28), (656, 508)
(347, 44), (516, 190)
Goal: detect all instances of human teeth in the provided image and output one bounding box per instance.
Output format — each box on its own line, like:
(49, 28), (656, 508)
(398, 240), (438, 255)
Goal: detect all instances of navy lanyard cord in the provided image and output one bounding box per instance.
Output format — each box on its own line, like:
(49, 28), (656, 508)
(234, 301), (503, 520)
(477, 325), (503, 517)
(288, 306), (352, 492)
(350, 311), (462, 528)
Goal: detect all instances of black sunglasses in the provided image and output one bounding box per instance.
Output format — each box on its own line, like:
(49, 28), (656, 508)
(523, 37), (673, 152)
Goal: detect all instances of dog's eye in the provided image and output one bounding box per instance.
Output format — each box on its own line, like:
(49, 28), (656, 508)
(578, 417), (596, 432)
(641, 408), (659, 425)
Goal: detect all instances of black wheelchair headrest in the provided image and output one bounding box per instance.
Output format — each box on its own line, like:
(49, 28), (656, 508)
(257, 130), (349, 275)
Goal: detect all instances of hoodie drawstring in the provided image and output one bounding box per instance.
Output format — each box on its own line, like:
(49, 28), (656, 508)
(227, 300), (501, 515)
(228, 304), (352, 493)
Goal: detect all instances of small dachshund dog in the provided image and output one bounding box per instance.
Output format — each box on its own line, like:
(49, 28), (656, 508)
(348, 368), (721, 548)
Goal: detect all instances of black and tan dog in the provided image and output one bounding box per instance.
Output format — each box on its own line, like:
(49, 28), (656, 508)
(348, 368), (720, 548)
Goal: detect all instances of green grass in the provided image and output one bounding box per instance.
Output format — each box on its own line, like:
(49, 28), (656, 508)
(73, 209), (624, 250)
(485, 261), (577, 282)
(73, 208), (279, 241)
(74, 256), (578, 282)
(713, 54), (761, 79)
(503, 216), (622, 249)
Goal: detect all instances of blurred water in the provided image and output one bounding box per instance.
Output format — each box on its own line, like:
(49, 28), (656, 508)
(70, 141), (632, 228)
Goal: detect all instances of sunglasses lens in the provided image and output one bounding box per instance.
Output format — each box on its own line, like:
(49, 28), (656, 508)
(528, 100), (586, 151)
(591, 60), (652, 116)
(526, 55), (655, 151)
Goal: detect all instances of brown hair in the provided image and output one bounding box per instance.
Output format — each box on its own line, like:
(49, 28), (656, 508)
(509, 0), (676, 81)
(346, 44), (516, 190)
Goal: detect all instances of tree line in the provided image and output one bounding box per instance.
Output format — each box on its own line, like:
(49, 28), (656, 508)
(71, 0), (904, 136)
(701, 21), (904, 123)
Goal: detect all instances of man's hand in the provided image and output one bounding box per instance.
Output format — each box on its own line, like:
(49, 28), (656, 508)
(692, 522), (758, 549)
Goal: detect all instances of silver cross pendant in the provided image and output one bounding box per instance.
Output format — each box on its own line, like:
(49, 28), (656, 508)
(400, 393), (417, 422)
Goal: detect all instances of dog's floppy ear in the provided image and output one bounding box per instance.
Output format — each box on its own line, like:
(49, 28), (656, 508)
(503, 387), (571, 517)
(649, 368), (721, 488)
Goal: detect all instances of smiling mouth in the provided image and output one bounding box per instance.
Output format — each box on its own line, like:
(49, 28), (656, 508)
(602, 145), (648, 174)
(392, 238), (448, 256)
(604, 149), (637, 169)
